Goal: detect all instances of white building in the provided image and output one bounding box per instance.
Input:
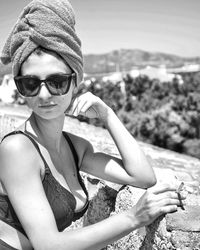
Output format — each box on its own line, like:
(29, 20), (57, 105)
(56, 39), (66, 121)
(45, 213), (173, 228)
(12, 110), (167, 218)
(0, 74), (16, 103)
(167, 64), (200, 74)
(139, 65), (182, 83)
(102, 72), (123, 84)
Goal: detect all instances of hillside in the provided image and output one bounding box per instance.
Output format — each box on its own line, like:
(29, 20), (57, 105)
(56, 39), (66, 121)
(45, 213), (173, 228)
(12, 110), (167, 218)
(1, 49), (200, 78)
(83, 49), (200, 74)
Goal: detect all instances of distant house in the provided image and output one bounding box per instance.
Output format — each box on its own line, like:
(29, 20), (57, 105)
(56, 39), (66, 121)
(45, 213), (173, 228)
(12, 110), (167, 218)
(0, 74), (16, 103)
(102, 72), (123, 84)
(101, 65), (184, 85)
(129, 68), (140, 78)
(167, 64), (200, 74)
(139, 65), (183, 83)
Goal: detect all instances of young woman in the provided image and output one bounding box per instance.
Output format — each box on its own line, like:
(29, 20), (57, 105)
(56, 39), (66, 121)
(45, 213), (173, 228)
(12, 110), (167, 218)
(0, 1), (185, 249)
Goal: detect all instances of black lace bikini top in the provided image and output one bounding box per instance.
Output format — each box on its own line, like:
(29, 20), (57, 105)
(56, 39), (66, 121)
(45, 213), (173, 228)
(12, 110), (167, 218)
(0, 130), (89, 237)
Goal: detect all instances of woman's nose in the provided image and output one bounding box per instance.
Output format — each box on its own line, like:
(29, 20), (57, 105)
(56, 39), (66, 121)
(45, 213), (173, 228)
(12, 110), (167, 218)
(38, 82), (51, 99)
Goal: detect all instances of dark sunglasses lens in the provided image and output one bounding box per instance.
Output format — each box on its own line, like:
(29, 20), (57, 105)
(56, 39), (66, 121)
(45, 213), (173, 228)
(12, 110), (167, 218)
(46, 75), (72, 95)
(15, 77), (40, 97)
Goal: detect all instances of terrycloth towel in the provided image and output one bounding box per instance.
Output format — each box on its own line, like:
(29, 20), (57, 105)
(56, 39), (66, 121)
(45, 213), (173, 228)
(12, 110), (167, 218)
(0, 0), (83, 85)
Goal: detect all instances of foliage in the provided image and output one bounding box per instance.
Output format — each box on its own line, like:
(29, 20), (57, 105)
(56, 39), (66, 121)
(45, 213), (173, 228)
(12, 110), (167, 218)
(78, 72), (200, 159)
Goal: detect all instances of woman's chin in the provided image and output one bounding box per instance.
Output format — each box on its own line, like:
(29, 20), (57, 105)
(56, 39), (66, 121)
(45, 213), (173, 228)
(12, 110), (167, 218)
(33, 110), (64, 120)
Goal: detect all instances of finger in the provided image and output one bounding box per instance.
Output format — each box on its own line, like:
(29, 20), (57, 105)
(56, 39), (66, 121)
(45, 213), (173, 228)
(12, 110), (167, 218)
(158, 205), (178, 215)
(70, 97), (79, 115)
(82, 106), (99, 119)
(79, 101), (99, 118)
(76, 100), (88, 115)
(158, 197), (182, 208)
(65, 95), (77, 115)
(147, 205), (178, 223)
(79, 101), (92, 113)
(72, 93), (93, 115)
(72, 98), (87, 116)
(155, 191), (186, 201)
(149, 183), (178, 195)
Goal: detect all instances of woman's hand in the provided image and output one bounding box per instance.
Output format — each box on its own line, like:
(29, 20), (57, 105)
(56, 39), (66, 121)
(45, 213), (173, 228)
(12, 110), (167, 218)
(68, 92), (111, 122)
(131, 183), (186, 228)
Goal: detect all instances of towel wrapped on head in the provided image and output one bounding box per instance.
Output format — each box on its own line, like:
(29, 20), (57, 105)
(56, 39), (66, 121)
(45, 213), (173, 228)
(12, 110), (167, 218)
(0, 0), (83, 85)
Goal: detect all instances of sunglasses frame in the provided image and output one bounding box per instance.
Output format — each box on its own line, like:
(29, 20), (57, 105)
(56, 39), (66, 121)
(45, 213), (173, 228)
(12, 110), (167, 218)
(14, 73), (76, 97)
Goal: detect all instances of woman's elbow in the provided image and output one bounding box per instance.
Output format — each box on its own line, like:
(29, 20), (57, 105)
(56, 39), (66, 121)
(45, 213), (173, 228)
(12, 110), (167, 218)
(143, 161), (157, 188)
(144, 173), (157, 188)
(146, 176), (157, 188)
(136, 171), (157, 189)
(129, 174), (157, 189)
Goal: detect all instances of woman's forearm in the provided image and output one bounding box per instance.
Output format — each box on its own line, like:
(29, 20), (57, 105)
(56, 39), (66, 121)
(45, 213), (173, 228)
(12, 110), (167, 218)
(70, 92), (155, 188)
(36, 210), (138, 250)
(104, 108), (156, 188)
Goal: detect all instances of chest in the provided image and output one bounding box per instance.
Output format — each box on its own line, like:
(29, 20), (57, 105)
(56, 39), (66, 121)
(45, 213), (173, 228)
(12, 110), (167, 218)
(40, 145), (88, 212)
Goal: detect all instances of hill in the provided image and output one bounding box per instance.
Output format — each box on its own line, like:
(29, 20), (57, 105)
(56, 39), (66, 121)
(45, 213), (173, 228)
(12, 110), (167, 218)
(1, 49), (200, 78)
(83, 49), (200, 74)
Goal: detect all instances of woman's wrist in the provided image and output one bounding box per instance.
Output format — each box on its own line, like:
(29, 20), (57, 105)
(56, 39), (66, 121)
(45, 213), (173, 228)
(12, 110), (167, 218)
(123, 208), (143, 231)
(101, 107), (116, 127)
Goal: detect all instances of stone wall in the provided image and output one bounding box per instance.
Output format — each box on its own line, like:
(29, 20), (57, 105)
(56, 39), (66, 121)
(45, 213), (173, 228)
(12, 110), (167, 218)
(67, 177), (200, 250)
(1, 111), (200, 249)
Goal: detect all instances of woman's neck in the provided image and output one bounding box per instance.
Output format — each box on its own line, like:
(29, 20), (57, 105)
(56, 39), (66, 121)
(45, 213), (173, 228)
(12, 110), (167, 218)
(27, 112), (65, 152)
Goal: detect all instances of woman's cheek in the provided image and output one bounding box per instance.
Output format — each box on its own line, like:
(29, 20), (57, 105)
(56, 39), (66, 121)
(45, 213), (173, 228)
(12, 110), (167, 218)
(25, 98), (36, 109)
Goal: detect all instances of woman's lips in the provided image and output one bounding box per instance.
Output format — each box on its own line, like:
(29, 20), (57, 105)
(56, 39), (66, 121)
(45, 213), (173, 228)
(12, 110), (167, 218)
(38, 104), (57, 109)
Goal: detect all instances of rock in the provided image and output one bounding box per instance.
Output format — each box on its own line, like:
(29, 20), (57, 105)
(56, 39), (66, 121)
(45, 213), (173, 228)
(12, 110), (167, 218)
(166, 206), (200, 232)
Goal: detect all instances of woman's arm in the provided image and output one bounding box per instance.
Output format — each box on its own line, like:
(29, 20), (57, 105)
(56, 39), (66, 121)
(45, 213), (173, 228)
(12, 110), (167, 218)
(70, 92), (156, 188)
(0, 134), (185, 250)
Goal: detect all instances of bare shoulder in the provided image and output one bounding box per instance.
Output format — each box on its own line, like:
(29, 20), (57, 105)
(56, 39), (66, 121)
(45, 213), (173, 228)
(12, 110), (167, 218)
(1, 132), (36, 155)
(1, 132), (31, 151)
(0, 133), (42, 181)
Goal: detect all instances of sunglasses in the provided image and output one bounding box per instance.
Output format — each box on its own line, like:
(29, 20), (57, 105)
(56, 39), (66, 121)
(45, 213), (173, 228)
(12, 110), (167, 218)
(14, 73), (75, 97)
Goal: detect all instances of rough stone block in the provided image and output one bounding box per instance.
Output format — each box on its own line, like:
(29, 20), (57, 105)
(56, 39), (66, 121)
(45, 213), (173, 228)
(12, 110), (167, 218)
(166, 206), (200, 232)
(171, 231), (200, 250)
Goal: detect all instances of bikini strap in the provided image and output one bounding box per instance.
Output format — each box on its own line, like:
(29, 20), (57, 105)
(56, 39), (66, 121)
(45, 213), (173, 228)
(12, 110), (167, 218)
(1, 131), (50, 174)
(63, 131), (79, 166)
(62, 131), (88, 197)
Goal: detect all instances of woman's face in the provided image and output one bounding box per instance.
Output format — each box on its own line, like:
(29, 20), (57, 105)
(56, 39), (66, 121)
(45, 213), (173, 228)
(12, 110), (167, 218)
(20, 51), (75, 120)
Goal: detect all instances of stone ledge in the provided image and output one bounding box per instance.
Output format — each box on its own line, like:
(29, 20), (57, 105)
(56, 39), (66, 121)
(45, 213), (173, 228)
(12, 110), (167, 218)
(166, 205), (200, 232)
(68, 176), (200, 250)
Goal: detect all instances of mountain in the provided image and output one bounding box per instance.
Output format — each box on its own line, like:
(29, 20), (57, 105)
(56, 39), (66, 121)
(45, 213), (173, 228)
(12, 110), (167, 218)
(1, 49), (200, 78)
(83, 49), (200, 75)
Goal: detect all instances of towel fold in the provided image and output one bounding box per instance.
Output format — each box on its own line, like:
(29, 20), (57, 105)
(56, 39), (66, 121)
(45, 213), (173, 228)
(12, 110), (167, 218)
(0, 0), (83, 85)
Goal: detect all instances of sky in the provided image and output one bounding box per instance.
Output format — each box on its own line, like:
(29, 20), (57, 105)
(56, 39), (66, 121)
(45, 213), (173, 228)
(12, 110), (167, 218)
(0, 0), (200, 57)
